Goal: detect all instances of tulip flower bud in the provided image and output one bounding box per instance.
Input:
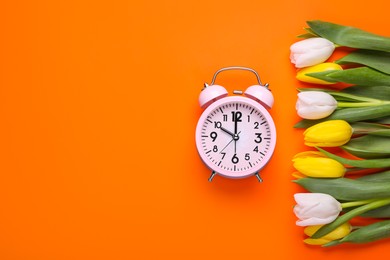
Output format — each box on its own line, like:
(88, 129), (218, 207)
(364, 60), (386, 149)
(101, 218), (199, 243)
(296, 91), (337, 119)
(290, 37), (336, 68)
(296, 63), (343, 84)
(303, 222), (352, 245)
(293, 151), (345, 178)
(294, 193), (342, 226)
(304, 120), (353, 147)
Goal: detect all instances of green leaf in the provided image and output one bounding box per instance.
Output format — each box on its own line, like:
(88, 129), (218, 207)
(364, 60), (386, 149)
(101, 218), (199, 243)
(318, 147), (390, 168)
(294, 104), (390, 128)
(298, 88), (334, 92)
(342, 135), (390, 159)
(342, 204), (390, 218)
(297, 27), (319, 38)
(305, 70), (338, 83)
(304, 27), (318, 36)
(332, 96), (361, 103)
(324, 240), (342, 247)
(312, 198), (390, 238)
(360, 204), (390, 218)
(350, 122), (390, 134)
(298, 86), (390, 102)
(368, 129), (390, 137)
(332, 220), (390, 245)
(341, 85), (390, 101)
(329, 91), (381, 103)
(294, 177), (390, 201)
(307, 20), (390, 52)
(357, 170), (390, 182)
(371, 116), (390, 124)
(297, 33), (316, 39)
(308, 67), (390, 86)
(336, 49), (390, 74)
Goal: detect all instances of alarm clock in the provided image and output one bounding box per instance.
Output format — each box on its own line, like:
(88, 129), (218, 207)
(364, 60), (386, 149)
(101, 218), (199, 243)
(195, 67), (276, 182)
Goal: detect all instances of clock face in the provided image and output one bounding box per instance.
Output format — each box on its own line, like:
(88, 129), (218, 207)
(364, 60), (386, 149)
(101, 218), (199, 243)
(196, 96), (276, 178)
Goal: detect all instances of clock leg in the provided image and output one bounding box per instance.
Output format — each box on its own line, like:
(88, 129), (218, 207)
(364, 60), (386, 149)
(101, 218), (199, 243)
(208, 171), (217, 182)
(255, 172), (263, 183)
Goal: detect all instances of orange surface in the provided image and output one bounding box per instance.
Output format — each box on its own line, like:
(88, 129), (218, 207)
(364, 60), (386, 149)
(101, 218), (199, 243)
(1, 0), (389, 259)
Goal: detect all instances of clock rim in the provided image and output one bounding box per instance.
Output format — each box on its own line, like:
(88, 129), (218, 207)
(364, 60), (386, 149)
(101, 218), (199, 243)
(195, 96), (276, 179)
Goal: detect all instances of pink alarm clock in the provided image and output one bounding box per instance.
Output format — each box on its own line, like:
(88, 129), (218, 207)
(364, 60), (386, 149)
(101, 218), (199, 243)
(195, 67), (276, 182)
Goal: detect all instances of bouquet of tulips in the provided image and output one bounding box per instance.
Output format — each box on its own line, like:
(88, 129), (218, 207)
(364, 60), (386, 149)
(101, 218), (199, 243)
(290, 20), (390, 246)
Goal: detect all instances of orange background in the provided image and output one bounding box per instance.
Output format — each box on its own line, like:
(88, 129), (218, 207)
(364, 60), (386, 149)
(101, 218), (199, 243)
(1, 0), (389, 259)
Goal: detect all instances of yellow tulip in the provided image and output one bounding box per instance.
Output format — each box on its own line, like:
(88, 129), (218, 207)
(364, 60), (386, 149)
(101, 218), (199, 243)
(296, 62), (343, 84)
(303, 222), (352, 246)
(304, 120), (353, 147)
(293, 151), (345, 178)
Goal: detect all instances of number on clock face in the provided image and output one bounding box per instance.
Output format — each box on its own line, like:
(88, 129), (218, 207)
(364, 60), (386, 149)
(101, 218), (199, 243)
(200, 101), (272, 173)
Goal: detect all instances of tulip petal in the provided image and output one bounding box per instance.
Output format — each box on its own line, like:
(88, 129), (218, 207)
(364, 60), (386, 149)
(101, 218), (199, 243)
(296, 63), (343, 84)
(298, 91), (337, 105)
(293, 193), (341, 226)
(294, 49), (331, 68)
(305, 141), (351, 147)
(296, 215), (338, 226)
(304, 128), (352, 142)
(296, 91), (337, 119)
(323, 222), (352, 240)
(292, 171), (306, 179)
(303, 120), (353, 147)
(304, 223), (351, 245)
(293, 157), (345, 178)
(304, 238), (331, 245)
(298, 105), (336, 119)
(304, 222), (351, 240)
(290, 38), (335, 68)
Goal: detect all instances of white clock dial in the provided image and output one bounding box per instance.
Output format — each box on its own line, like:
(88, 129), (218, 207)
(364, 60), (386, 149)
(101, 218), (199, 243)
(199, 99), (273, 176)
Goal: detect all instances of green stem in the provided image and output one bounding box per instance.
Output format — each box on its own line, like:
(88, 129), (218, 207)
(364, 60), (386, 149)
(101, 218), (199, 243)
(329, 91), (382, 103)
(341, 199), (377, 208)
(317, 147), (390, 168)
(312, 198), (390, 239)
(337, 102), (384, 108)
(338, 100), (390, 108)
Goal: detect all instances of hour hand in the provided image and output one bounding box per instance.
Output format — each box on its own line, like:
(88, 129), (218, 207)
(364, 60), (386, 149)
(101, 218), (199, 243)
(220, 126), (235, 138)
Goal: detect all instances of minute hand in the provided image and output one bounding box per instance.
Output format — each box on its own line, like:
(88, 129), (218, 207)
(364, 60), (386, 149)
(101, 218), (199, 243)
(234, 117), (238, 135)
(234, 116), (239, 154)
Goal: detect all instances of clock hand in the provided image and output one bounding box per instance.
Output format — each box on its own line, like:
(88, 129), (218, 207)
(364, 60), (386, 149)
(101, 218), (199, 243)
(220, 131), (241, 154)
(221, 125), (240, 141)
(234, 119), (238, 136)
(220, 138), (234, 154)
(233, 113), (239, 154)
(233, 126), (241, 154)
(220, 126), (235, 138)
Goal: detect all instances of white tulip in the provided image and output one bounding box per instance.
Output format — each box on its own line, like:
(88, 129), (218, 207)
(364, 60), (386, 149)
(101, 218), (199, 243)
(294, 193), (342, 227)
(290, 37), (335, 68)
(296, 91), (337, 119)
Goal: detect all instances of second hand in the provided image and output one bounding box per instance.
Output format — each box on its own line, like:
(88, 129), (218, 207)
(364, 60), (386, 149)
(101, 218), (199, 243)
(220, 131), (241, 154)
